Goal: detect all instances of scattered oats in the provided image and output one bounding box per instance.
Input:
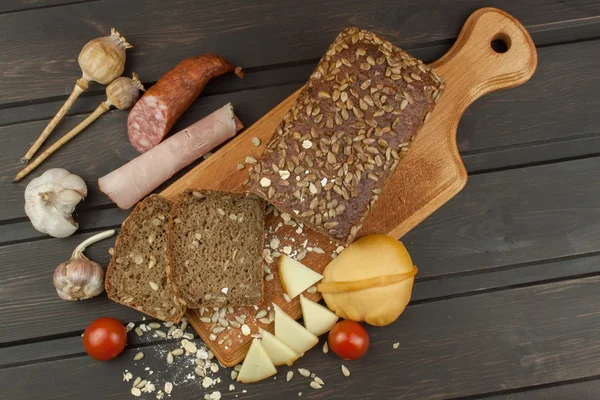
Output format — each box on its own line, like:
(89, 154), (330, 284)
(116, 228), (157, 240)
(256, 310), (267, 319)
(126, 322), (135, 332)
(149, 282), (160, 291)
(134, 327), (143, 337)
(195, 366), (205, 376)
(156, 390), (164, 399)
(183, 332), (195, 340)
(265, 273), (274, 282)
(171, 348), (184, 356)
(210, 363), (220, 373)
(241, 324), (251, 336)
(234, 364), (243, 372)
(133, 377), (142, 387)
(323, 341), (329, 353)
(108, 247), (114, 255)
(167, 352), (174, 364)
(314, 376), (324, 385)
(236, 163), (245, 170)
(231, 370), (238, 380)
(298, 368), (311, 377)
(335, 245), (345, 254)
(287, 371), (294, 381)
(313, 247), (325, 254)
(209, 333), (217, 341)
(131, 387), (142, 397)
(252, 137), (261, 147)
(307, 286), (317, 294)
(148, 322), (161, 329)
(229, 384), (236, 391)
(342, 364), (350, 377)
(182, 339), (197, 353)
(393, 342), (400, 349)
(134, 352), (144, 361)
(202, 151), (213, 160)
(283, 293), (292, 303)
(123, 371), (133, 382)
(209, 391), (222, 400)
(172, 328), (184, 339)
(282, 245), (292, 255)
(270, 238), (280, 249)
(310, 382), (322, 390)
(164, 382), (173, 395)
(155, 330), (167, 338)
(202, 377), (214, 388)
(298, 392), (302, 397)
(245, 156), (257, 164)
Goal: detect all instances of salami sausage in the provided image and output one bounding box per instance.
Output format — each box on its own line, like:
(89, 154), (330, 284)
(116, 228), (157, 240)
(101, 104), (242, 209)
(127, 54), (243, 153)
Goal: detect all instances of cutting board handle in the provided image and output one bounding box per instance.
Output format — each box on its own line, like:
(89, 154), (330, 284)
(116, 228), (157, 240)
(431, 7), (537, 111)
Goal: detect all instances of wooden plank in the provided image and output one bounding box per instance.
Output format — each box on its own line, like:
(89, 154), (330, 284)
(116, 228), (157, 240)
(4, 275), (600, 399)
(0, 0), (85, 14)
(403, 156), (600, 278)
(481, 378), (600, 400)
(3, 251), (599, 367)
(2, 39), (599, 224)
(3, 156), (600, 343)
(0, 83), (302, 222)
(0, 0), (598, 105)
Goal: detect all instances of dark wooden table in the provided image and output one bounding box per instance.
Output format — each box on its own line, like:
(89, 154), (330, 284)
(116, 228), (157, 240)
(2, 1), (600, 399)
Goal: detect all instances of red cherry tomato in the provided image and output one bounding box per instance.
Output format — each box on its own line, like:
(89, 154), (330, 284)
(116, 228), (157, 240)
(83, 317), (127, 361)
(328, 320), (370, 360)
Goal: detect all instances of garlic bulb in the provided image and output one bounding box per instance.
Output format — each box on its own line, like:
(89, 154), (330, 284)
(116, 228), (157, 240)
(24, 168), (87, 238)
(53, 230), (116, 301)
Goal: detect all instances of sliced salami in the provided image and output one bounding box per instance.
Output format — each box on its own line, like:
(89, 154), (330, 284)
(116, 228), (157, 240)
(127, 54), (243, 153)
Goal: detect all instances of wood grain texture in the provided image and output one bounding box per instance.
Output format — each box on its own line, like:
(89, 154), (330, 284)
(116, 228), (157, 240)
(0, 84), (301, 221)
(0, 0), (597, 105)
(0, 0), (85, 13)
(5, 156), (600, 344)
(4, 38), (600, 228)
(5, 276), (600, 399)
(162, 7), (537, 366)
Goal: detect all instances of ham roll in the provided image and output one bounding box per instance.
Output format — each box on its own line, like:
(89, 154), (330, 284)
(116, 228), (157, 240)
(99, 103), (241, 209)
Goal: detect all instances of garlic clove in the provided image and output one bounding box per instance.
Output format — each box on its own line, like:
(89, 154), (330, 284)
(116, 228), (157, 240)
(54, 189), (86, 218)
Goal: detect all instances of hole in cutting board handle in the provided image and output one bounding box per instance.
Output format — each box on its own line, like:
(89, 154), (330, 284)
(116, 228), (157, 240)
(490, 32), (511, 53)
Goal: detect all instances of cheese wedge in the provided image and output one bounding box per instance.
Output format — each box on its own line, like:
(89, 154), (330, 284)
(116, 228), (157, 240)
(279, 255), (323, 299)
(259, 328), (300, 366)
(274, 303), (318, 355)
(236, 338), (277, 383)
(300, 295), (339, 336)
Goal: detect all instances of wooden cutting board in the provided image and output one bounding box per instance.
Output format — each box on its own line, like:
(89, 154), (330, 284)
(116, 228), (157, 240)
(161, 7), (537, 366)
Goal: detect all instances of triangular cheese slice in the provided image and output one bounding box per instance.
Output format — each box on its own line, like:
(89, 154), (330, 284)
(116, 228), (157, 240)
(273, 303), (318, 355)
(279, 255), (323, 299)
(300, 295), (339, 336)
(237, 338), (277, 383)
(259, 328), (300, 366)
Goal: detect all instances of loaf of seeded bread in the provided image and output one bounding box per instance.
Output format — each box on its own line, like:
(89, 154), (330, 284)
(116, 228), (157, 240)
(167, 189), (265, 308)
(246, 27), (445, 244)
(105, 195), (186, 322)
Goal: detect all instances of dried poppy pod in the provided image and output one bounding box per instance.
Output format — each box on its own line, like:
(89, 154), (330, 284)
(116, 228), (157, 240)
(21, 28), (132, 163)
(14, 73), (144, 182)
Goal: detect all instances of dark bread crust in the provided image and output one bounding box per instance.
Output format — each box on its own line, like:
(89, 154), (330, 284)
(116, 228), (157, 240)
(105, 194), (186, 322)
(246, 27), (445, 243)
(166, 189), (265, 308)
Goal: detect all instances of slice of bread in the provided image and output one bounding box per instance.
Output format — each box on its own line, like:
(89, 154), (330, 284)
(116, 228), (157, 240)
(105, 195), (186, 322)
(167, 189), (265, 308)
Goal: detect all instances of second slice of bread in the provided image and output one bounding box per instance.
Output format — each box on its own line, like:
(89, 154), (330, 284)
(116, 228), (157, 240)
(167, 189), (265, 308)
